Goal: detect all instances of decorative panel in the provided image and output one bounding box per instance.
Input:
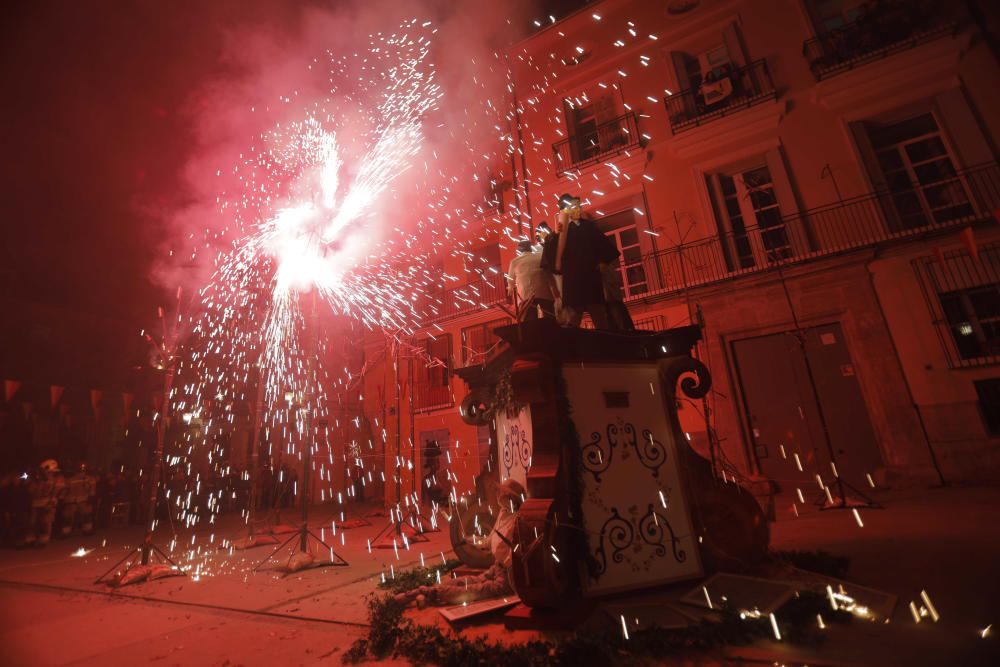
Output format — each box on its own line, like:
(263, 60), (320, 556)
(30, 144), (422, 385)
(496, 405), (532, 487)
(562, 363), (703, 596)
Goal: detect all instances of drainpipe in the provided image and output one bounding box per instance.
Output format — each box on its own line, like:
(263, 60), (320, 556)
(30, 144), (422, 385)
(865, 256), (947, 486)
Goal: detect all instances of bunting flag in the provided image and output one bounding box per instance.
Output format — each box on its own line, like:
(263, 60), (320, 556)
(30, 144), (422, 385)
(91, 389), (103, 423)
(961, 227), (979, 262)
(123, 392), (135, 415)
(4, 379), (20, 402)
(50, 385), (65, 408)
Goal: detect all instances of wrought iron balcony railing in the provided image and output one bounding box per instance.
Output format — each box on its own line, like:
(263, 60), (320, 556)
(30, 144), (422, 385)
(802, 1), (957, 80)
(627, 162), (1000, 302)
(420, 270), (509, 325)
(663, 59), (776, 134)
(413, 381), (453, 412)
(552, 112), (641, 176)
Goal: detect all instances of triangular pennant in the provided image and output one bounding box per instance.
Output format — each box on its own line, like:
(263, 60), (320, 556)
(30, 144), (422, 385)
(91, 389), (104, 423)
(4, 379), (21, 402)
(961, 227), (979, 262)
(50, 385), (65, 408)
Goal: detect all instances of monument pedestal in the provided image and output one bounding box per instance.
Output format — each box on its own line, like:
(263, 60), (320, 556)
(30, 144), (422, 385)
(457, 319), (768, 609)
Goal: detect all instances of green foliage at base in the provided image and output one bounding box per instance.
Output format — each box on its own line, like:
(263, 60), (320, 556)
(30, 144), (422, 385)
(376, 559), (462, 594)
(345, 559), (853, 666)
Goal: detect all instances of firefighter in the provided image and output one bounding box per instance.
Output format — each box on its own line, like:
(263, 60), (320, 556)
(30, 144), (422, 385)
(24, 459), (64, 546)
(60, 462), (97, 536)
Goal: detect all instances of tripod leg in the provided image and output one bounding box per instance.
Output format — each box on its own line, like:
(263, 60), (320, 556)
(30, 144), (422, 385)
(94, 547), (141, 585)
(303, 528), (349, 566)
(252, 531), (300, 572)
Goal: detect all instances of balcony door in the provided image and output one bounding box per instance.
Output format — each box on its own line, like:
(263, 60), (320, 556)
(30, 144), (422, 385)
(711, 164), (793, 270)
(861, 113), (976, 231)
(565, 92), (620, 164)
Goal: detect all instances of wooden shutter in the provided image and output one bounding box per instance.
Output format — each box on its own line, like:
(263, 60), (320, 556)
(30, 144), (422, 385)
(934, 88), (994, 168)
(722, 23), (749, 68)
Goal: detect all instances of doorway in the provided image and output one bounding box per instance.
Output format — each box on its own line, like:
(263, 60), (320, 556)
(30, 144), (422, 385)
(732, 322), (882, 514)
(419, 428), (451, 506)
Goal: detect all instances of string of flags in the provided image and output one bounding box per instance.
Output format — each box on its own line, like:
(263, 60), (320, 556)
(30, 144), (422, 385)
(3, 379), (149, 423)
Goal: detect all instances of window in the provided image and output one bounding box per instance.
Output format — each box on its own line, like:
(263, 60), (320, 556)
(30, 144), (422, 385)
(812, 0), (865, 31)
(597, 209), (649, 298)
(423, 336), (451, 387)
(605, 225), (648, 298)
(461, 317), (512, 366)
(465, 243), (501, 283)
(973, 379), (1000, 436)
(866, 113), (974, 230)
(916, 243), (1000, 368)
(564, 92), (624, 164)
(414, 335), (453, 411)
(940, 286), (1000, 360)
(710, 164), (792, 269)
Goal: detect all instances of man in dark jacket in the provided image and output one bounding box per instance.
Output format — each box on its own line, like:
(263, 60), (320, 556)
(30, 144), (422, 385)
(541, 194), (619, 328)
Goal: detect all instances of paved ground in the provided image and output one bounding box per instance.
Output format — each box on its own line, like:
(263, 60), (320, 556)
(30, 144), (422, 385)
(1, 486), (998, 666)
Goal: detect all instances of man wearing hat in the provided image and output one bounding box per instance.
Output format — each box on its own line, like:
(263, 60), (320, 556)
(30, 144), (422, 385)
(507, 237), (559, 322)
(541, 194), (619, 328)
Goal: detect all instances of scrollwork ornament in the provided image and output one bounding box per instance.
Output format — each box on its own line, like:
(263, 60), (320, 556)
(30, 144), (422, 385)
(639, 503), (686, 563)
(593, 507), (634, 576)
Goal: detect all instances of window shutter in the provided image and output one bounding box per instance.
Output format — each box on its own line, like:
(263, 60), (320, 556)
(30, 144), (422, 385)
(671, 51), (694, 92)
(849, 121), (903, 232)
(764, 148), (800, 217)
(933, 88), (994, 169)
(722, 23), (749, 68)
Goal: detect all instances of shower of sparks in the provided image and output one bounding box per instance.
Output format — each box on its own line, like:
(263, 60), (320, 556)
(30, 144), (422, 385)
(157, 19), (521, 576)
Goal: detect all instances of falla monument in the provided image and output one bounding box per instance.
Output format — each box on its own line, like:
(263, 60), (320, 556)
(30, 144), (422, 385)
(454, 318), (769, 609)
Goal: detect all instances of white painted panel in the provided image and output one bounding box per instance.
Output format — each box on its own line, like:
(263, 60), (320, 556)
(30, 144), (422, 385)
(563, 363), (703, 596)
(496, 405), (532, 486)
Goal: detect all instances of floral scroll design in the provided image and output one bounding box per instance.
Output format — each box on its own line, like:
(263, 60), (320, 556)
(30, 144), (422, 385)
(501, 420), (531, 479)
(592, 507), (634, 576)
(581, 418), (667, 482)
(639, 503), (686, 564)
(592, 504), (686, 578)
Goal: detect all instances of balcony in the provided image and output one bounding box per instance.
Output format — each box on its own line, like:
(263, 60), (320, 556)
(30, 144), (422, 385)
(803, 2), (958, 81)
(627, 162), (1000, 301)
(552, 112), (641, 176)
(413, 381), (453, 413)
(663, 59), (776, 135)
(420, 271), (509, 325)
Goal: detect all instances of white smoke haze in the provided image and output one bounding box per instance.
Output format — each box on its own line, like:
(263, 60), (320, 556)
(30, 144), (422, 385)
(154, 0), (535, 299)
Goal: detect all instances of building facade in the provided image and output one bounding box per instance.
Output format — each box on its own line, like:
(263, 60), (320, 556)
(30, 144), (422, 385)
(364, 0), (1000, 512)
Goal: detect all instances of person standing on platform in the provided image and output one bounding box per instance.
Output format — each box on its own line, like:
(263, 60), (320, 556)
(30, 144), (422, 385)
(541, 194), (619, 329)
(507, 239), (559, 321)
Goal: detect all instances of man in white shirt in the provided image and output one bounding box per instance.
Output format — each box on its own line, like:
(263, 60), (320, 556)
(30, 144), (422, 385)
(507, 239), (559, 321)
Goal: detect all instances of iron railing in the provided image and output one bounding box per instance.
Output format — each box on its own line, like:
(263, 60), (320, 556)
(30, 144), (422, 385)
(552, 112), (641, 175)
(802, 1), (957, 80)
(915, 242), (1000, 369)
(420, 270), (509, 325)
(627, 162), (1000, 303)
(664, 59), (776, 134)
(413, 382), (453, 412)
